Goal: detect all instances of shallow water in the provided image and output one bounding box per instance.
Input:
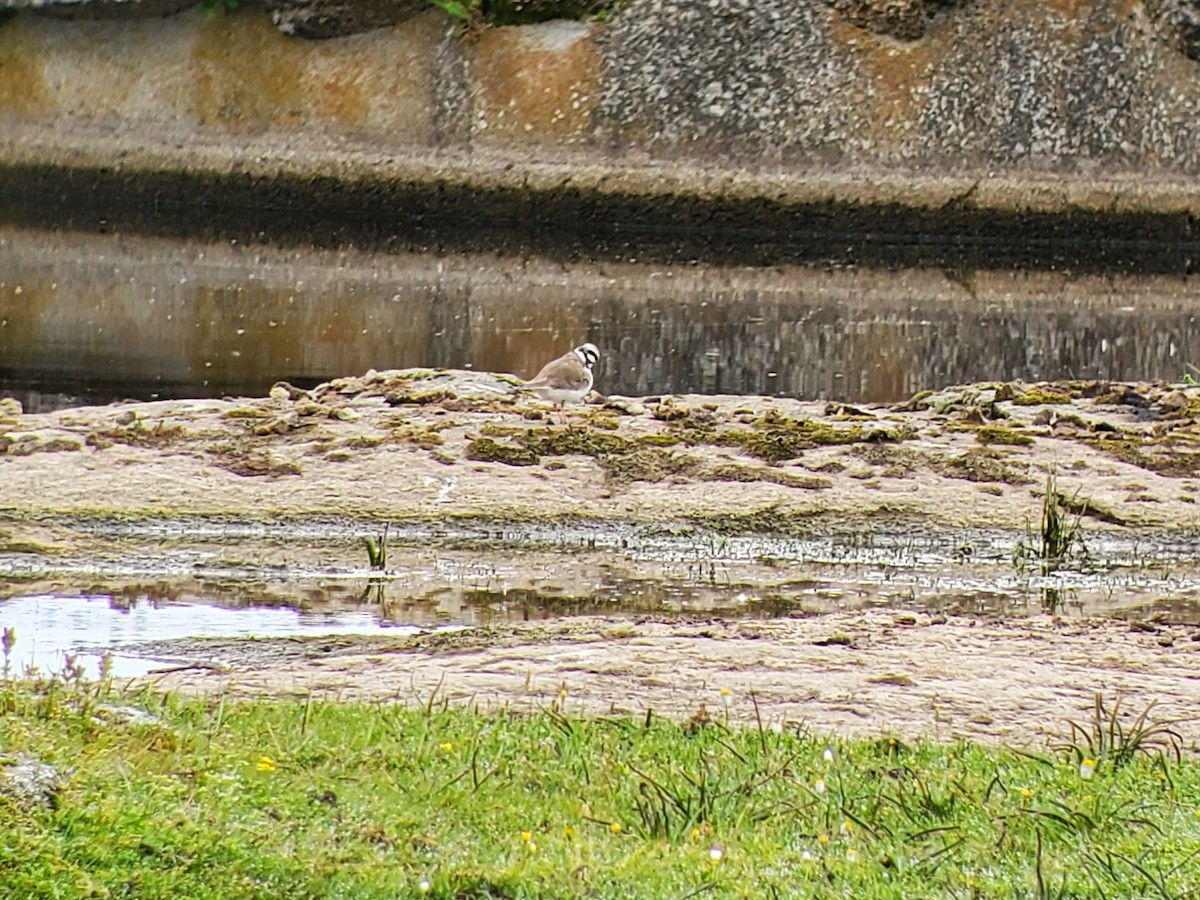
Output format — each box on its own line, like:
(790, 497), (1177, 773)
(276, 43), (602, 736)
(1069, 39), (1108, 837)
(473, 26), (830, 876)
(3, 522), (1198, 676)
(0, 594), (419, 678)
(2, 224), (1198, 410)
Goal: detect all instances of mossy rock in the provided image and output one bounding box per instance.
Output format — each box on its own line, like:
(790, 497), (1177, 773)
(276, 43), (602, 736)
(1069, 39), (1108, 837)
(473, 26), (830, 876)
(710, 413), (864, 463)
(384, 389), (458, 406)
(1013, 389), (1072, 406)
(519, 428), (637, 457)
(600, 449), (699, 483)
(636, 434), (681, 448)
(393, 426), (445, 449)
(932, 448), (1032, 484)
(702, 464), (832, 491)
(479, 423), (530, 438)
(975, 425), (1035, 446)
(465, 437), (539, 467)
(849, 444), (927, 476)
(499, 426), (694, 483)
(1084, 435), (1200, 478)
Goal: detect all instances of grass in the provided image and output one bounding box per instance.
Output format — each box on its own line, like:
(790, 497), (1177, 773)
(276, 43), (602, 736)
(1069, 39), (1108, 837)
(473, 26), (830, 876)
(2, 668), (1198, 899)
(1014, 471), (1089, 573)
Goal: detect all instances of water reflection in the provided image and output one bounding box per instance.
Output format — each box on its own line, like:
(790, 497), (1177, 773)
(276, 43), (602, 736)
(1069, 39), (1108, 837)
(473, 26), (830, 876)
(2, 225), (1198, 408)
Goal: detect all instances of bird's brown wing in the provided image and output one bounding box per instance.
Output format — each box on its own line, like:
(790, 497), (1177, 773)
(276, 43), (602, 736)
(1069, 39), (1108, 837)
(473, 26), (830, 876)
(526, 353), (590, 392)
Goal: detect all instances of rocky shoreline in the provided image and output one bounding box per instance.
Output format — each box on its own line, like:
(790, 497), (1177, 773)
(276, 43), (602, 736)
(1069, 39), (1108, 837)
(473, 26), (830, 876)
(3, 371), (1200, 537)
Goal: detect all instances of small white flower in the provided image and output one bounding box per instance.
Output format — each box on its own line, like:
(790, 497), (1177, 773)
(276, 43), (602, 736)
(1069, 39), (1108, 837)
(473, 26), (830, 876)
(823, 746), (835, 763)
(814, 779), (827, 795)
(1079, 758), (1097, 780)
(418, 879), (431, 894)
(846, 848), (859, 863)
(801, 849), (813, 861)
(709, 845), (723, 861)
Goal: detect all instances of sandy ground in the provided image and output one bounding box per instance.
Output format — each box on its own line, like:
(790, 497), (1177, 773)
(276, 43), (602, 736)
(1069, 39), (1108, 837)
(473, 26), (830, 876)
(6, 372), (1200, 745)
(128, 611), (1200, 749)
(3, 370), (1200, 533)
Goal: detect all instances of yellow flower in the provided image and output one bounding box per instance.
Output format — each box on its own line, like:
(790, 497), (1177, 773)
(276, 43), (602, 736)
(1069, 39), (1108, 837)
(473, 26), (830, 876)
(609, 821), (622, 835)
(439, 742), (454, 752)
(691, 827), (701, 840)
(1021, 788), (1033, 800)
(818, 833), (829, 846)
(840, 819), (854, 837)
(564, 826), (575, 839)
(1079, 758), (1096, 780)
(719, 688), (732, 697)
(846, 848), (859, 863)
(521, 831), (533, 843)
(255, 755), (277, 773)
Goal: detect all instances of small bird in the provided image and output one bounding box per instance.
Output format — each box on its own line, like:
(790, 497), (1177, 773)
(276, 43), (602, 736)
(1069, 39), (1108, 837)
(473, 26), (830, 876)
(524, 342), (599, 419)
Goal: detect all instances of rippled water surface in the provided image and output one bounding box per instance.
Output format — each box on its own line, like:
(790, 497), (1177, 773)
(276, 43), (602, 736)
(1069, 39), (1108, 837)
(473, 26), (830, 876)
(2, 224), (1197, 410)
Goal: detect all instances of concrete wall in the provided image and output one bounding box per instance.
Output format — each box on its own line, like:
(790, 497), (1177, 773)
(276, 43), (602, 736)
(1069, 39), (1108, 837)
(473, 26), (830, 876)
(0, 0), (1198, 216)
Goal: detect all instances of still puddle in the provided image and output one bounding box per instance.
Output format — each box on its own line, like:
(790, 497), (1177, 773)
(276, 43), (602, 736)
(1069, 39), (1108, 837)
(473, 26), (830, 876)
(3, 522), (1199, 676)
(0, 594), (420, 679)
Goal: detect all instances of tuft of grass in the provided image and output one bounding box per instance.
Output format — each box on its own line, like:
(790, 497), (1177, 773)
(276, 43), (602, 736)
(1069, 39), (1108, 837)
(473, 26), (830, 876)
(1055, 693), (1184, 771)
(2, 675), (1197, 898)
(1014, 471), (1089, 572)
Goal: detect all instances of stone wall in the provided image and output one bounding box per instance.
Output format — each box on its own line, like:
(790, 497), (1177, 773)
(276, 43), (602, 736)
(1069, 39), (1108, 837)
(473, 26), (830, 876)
(0, 0), (1198, 218)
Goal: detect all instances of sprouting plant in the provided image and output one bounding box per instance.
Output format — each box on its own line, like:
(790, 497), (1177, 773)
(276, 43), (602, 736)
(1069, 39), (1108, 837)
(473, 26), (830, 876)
(1039, 472), (1087, 565)
(1013, 471), (1090, 588)
(363, 523), (389, 571)
(1054, 693), (1184, 770)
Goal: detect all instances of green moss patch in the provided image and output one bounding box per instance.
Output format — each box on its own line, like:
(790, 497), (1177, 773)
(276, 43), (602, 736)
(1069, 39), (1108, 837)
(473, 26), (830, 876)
(1013, 388), (1073, 406)
(932, 448), (1033, 484)
(976, 425), (1035, 446)
(464, 437), (539, 466)
(701, 464), (832, 491)
(383, 389), (458, 406)
(710, 413), (866, 463)
(1084, 435), (1200, 478)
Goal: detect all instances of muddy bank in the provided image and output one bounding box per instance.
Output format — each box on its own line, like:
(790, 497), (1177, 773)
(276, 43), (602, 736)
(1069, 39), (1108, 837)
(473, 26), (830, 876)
(3, 370), (1200, 536)
(121, 611), (1200, 746)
